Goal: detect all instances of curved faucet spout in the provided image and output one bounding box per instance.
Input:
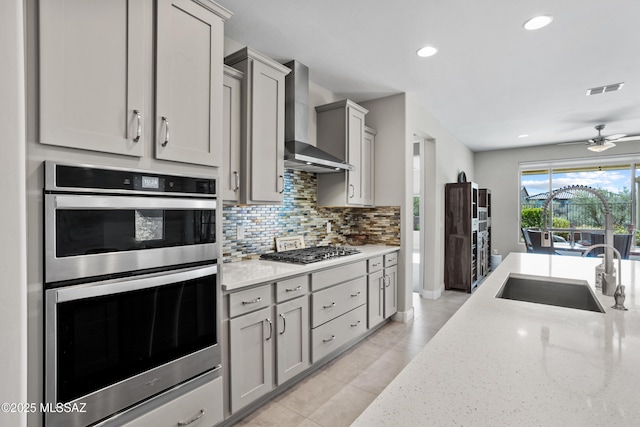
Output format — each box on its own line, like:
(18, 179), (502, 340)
(542, 185), (614, 277)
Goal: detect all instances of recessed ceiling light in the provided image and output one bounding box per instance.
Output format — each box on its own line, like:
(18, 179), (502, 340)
(416, 46), (438, 58)
(518, 134), (529, 138)
(523, 15), (553, 30)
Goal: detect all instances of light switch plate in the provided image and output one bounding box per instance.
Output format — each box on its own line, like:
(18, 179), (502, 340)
(541, 231), (551, 247)
(275, 235), (305, 252)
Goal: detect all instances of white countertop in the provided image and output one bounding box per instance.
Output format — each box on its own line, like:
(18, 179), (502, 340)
(353, 253), (640, 426)
(221, 245), (400, 292)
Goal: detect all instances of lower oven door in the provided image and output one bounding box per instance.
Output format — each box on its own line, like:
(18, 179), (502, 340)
(45, 264), (220, 427)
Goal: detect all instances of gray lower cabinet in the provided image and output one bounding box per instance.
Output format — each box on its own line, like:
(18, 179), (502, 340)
(229, 306), (273, 414)
(367, 252), (398, 328)
(228, 278), (309, 414)
(225, 253), (397, 420)
(275, 297), (310, 384)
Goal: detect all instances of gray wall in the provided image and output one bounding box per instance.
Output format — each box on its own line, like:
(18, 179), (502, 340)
(0, 1), (27, 426)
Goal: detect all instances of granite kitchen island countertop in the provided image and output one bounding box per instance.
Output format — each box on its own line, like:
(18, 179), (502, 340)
(221, 244), (400, 292)
(353, 252), (640, 426)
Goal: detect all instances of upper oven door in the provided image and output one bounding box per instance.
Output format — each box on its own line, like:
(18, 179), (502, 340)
(45, 193), (217, 284)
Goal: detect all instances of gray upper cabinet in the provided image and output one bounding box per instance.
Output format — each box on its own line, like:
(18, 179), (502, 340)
(225, 48), (291, 204)
(155, 0), (230, 166)
(40, 0), (231, 166)
(316, 100), (375, 207)
(39, 0), (146, 156)
(222, 66), (243, 202)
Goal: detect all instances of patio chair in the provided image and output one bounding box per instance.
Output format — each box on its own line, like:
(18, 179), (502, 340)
(589, 233), (633, 259)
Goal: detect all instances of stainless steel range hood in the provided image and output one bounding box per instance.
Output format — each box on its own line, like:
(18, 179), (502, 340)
(283, 61), (354, 173)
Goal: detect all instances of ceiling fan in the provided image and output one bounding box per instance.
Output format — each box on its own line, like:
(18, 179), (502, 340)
(558, 124), (630, 152)
(584, 124), (626, 152)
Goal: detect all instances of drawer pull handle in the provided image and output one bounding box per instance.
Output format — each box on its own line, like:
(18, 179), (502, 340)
(242, 297), (262, 305)
(323, 335), (336, 343)
(279, 313), (286, 335)
(351, 320), (361, 327)
(286, 286), (302, 292)
(178, 409), (205, 426)
(265, 318), (273, 341)
(351, 291), (361, 297)
(233, 171), (240, 191)
(371, 263), (381, 267)
(161, 116), (170, 146)
(385, 275), (391, 287)
(323, 302), (336, 309)
(132, 109), (142, 142)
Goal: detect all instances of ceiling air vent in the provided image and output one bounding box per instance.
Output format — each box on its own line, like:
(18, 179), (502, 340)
(586, 82), (624, 96)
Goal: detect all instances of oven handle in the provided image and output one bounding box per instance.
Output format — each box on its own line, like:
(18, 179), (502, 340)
(51, 194), (217, 210)
(55, 265), (217, 303)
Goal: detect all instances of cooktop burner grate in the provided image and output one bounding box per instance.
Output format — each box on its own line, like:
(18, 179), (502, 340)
(260, 246), (360, 264)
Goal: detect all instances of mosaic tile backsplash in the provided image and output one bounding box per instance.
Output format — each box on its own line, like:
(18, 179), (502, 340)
(223, 170), (400, 262)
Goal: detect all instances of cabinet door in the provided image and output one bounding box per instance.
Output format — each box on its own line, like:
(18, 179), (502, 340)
(223, 68), (242, 202)
(276, 297), (310, 385)
(249, 60), (286, 202)
(40, 0), (145, 156)
(346, 106), (366, 205)
(368, 270), (384, 328)
(229, 307), (274, 413)
(156, 0), (225, 166)
(384, 265), (398, 319)
(361, 128), (375, 206)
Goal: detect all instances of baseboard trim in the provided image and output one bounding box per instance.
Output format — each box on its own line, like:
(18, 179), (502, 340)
(421, 288), (443, 300)
(392, 307), (414, 323)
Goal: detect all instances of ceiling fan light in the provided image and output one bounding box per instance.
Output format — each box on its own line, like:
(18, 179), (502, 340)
(416, 46), (438, 57)
(523, 15), (553, 30)
(587, 141), (616, 152)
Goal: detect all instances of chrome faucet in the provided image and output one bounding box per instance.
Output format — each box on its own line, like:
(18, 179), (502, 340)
(541, 185), (615, 279)
(582, 244), (627, 310)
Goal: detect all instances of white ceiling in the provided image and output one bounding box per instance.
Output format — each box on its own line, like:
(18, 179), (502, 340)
(215, 0), (640, 152)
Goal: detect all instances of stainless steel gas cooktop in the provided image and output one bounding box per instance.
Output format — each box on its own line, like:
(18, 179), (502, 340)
(260, 246), (360, 264)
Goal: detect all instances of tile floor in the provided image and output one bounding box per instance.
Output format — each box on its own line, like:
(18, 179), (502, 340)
(233, 290), (471, 427)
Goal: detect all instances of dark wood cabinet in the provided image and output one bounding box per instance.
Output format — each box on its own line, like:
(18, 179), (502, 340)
(445, 182), (491, 292)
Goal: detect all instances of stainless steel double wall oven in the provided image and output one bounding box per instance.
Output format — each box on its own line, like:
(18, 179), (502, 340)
(43, 162), (220, 427)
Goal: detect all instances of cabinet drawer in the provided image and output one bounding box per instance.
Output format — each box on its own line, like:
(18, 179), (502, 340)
(368, 256), (384, 273)
(384, 252), (398, 267)
(311, 305), (367, 363)
(311, 277), (366, 328)
(121, 376), (223, 427)
(311, 261), (366, 291)
(229, 284), (272, 318)
(275, 275), (309, 303)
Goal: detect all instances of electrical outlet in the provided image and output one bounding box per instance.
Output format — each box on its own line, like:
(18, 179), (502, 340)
(237, 225), (245, 240)
(326, 221), (331, 233)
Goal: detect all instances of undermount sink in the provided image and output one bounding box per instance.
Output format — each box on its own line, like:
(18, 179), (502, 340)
(496, 274), (605, 313)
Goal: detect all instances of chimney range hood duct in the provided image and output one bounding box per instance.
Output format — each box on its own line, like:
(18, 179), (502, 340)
(283, 60), (354, 173)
